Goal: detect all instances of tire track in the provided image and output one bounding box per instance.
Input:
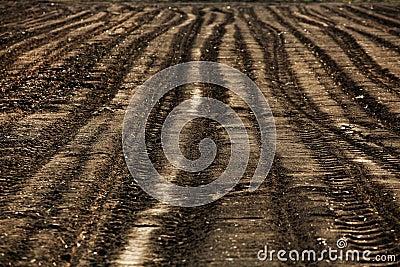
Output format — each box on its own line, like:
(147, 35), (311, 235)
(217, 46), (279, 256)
(0, 6), (189, 266)
(1, 9), (61, 32)
(344, 5), (400, 30)
(320, 4), (400, 39)
(0, 2), (69, 30)
(0, 8), (98, 66)
(7, 11), (110, 74)
(260, 5), (399, 216)
(257, 4), (400, 185)
(0, 5), (144, 104)
(111, 7), (206, 266)
(197, 10), (333, 265)
(360, 4), (400, 20)
(245, 7), (400, 179)
(0, 8), (164, 193)
(267, 6), (400, 135)
(237, 7), (348, 263)
(250, 6), (400, 264)
(127, 8), (236, 266)
(3, 6), (182, 220)
(0, 2), (102, 50)
(345, 25), (400, 56)
(289, 6), (400, 96)
(313, 5), (400, 60)
(26, 6), (200, 266)
(1, 2), (400, 266)
(279, 7), (400, 168)
(0, 7), (185, 194)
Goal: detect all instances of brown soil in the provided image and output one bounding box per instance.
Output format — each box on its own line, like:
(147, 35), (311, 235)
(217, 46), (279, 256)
(1, 1), (399, 266)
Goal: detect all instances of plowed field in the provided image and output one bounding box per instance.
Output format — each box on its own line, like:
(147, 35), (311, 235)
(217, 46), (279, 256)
(1, 1), (400, 266)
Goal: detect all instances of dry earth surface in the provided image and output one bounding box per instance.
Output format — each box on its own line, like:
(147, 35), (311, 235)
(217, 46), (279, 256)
(1, 1), (400, 266)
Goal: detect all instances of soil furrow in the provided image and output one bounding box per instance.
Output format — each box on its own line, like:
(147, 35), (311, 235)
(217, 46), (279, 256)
(0, 7), (190, 266)
(271, 7), (400, 171)
(291, 7), (400, 97)
(0, 3), (102, 51)
(360, 4), (400, 19)
(101, 7), (209, 266)
(0, 9), (183, 199)
(136, 8), (237, 266)
(267, 6), (400, 135)
(200, 12), (333, 266)
(245, 7), (400, 178)
(320, 4), (400, 38)
(249, 6), (400, 263)
(1, 2), (400, 266)
(0, 2), (71, 29)
(291, 6), (400, 94)
(0, 5), (144, 102)
(344, 5), (400, 29)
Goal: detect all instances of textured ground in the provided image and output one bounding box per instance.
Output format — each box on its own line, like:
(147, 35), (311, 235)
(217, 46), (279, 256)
(1, 1), (400, 266)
